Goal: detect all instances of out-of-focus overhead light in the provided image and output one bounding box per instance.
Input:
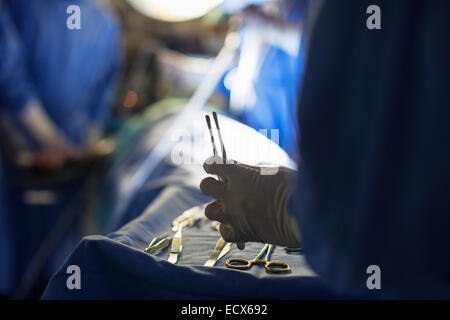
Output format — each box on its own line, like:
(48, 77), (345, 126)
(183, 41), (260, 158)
(126, 0), (224, 22)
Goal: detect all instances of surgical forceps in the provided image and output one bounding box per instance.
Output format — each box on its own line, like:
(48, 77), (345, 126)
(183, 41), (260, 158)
(205, 112), (224, 163)
(226, 244), (290, 274)
(205, 112), (245, 250)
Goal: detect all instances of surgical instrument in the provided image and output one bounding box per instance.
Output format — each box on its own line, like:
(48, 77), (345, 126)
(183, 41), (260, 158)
(204, 237), (232, 267)
(172, 205), (205, 232)
(226, 244), (290, 273)
(167, 205), (207, 264)
(205, 111), (227, 162)
(205, 115), (219, 157)
(212, 111), (227, 160)
(168, 225), (183, 264)
(204, 112), (245, 250)
(211, 221), (221, 231)
(145, 233), (172, 254)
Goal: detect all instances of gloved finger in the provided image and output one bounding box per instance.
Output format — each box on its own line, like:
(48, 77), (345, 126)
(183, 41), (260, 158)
(220, 223), (244, 246)
(220, 225), (246, 250)
(199, 177), (226, 199)
(205, 201), (230, 224)
(236, 242), (246, 250)
(203, 156), (236, 179)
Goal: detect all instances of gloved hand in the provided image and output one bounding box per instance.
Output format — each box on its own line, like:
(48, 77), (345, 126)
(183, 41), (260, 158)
(200, 156), (301, 248)
(19, 100), (78, 157)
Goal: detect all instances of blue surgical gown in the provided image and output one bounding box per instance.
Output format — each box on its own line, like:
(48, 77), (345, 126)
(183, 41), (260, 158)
(0, 2), (36, 116)
(292, 0), (450, 299)
(0, 0), (121, 296)
(1, 0), (121, 145)
(0, 155), (13, 295)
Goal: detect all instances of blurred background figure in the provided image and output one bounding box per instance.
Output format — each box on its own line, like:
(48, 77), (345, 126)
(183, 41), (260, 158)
(0, 2), (73, 167)
(221, 0), (307, 161)
(0, 0), (121, 298)
(0, 0), (121, 165)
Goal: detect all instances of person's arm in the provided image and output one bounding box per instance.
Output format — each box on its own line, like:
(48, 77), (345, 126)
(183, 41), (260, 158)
(19, 100), (76, 154)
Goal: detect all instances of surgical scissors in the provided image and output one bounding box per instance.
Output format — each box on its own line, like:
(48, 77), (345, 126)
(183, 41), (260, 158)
(226, 244), (290, 273)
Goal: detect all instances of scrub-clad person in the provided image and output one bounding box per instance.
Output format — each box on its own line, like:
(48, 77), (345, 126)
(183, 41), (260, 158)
(201, 0), (450, 298)
(0, 0), (121, 296)
(0, 0), (121, 165)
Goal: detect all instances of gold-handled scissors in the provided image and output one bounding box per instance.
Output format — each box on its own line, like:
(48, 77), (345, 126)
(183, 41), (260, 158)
(226, 244), (290, 274)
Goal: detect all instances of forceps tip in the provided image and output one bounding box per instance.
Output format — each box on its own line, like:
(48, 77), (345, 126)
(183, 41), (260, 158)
(212, 111), (220, 129)
(205, 115), (212, 128)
